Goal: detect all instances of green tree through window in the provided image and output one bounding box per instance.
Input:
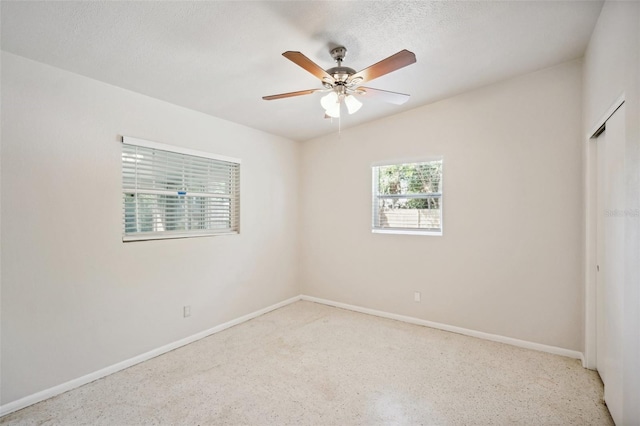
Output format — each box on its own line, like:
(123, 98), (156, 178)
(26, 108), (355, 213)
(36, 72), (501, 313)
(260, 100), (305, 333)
(373, 159), (443, 234)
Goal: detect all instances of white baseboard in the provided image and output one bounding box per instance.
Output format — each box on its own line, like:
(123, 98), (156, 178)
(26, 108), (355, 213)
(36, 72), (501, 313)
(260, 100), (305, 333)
(2, 294), (584, 417)
(0, 295), (301, 417)
(301, 295), (583, 360)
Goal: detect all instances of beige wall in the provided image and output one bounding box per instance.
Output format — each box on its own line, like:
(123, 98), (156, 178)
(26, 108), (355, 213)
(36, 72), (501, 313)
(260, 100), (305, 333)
(300, 60), (584, 351)
(583, 1), (640, 422)
(0, 52), (300, 404)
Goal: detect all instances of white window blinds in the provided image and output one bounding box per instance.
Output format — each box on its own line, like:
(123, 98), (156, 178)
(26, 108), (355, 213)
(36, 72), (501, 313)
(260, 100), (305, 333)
(372, 159), (443, 235)
(122, 137), (240, 241)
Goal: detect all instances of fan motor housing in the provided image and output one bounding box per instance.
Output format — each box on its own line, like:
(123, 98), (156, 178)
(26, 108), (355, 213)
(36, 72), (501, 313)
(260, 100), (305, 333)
(326, 66), (356, 83)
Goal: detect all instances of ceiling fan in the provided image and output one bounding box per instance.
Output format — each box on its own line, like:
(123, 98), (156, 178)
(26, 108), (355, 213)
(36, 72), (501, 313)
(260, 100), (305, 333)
(263, 46), (416, 118)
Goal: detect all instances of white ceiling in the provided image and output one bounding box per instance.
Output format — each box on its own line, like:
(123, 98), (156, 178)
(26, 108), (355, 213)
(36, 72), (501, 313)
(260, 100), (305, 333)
(1, 1), (603, 142)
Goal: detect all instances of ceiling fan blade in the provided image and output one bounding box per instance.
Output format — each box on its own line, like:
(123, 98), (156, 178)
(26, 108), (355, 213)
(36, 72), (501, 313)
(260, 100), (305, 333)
(262, 89), (319, 100)
(283, 51), (335, 84)
(357, 87), (410, 105)
(349, 50), (416, 84)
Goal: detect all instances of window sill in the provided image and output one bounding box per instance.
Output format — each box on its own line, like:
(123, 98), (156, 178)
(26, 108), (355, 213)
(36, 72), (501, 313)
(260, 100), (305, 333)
(372, 229), (442, 236)
(123, 231), (238, 242)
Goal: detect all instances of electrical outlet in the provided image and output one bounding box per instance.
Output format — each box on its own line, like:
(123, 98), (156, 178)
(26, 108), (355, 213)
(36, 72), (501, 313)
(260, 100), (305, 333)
(183, 305), (191, 318)
(414, 292), (421, 302)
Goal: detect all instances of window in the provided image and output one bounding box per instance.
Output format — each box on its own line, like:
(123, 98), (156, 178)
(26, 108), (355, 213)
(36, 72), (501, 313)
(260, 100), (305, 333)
(122, 137), (240, 241)
(372, 159), (443, 235)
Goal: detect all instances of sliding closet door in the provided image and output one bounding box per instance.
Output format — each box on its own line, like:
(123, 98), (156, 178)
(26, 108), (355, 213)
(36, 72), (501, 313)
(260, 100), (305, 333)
(595, 103), (625, 425)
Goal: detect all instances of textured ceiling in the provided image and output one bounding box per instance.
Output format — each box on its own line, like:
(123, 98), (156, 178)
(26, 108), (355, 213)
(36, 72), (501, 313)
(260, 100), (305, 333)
(1, 1), (603, 142)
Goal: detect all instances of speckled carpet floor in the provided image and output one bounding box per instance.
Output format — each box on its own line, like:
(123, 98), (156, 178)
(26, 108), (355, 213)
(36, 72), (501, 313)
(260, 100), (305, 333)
(1, 301), (612, 425)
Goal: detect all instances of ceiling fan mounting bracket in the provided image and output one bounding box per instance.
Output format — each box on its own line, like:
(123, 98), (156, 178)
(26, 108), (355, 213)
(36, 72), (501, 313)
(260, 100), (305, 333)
(330, 46), (347, 64)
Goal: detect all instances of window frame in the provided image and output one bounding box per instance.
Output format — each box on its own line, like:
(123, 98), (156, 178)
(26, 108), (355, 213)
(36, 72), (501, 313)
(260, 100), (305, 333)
(371, 157), (443, 236)
(121, 136), (241, 242)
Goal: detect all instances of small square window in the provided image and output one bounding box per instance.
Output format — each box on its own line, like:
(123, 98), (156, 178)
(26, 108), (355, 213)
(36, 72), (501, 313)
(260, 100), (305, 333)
(372, 159), (443, 235)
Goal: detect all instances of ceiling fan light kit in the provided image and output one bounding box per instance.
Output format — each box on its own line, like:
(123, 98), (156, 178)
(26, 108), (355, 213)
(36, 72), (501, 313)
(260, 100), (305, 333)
(263, 46), (416, 120)
(320, 87), (362, 118)
(344, 94), (362, 114)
